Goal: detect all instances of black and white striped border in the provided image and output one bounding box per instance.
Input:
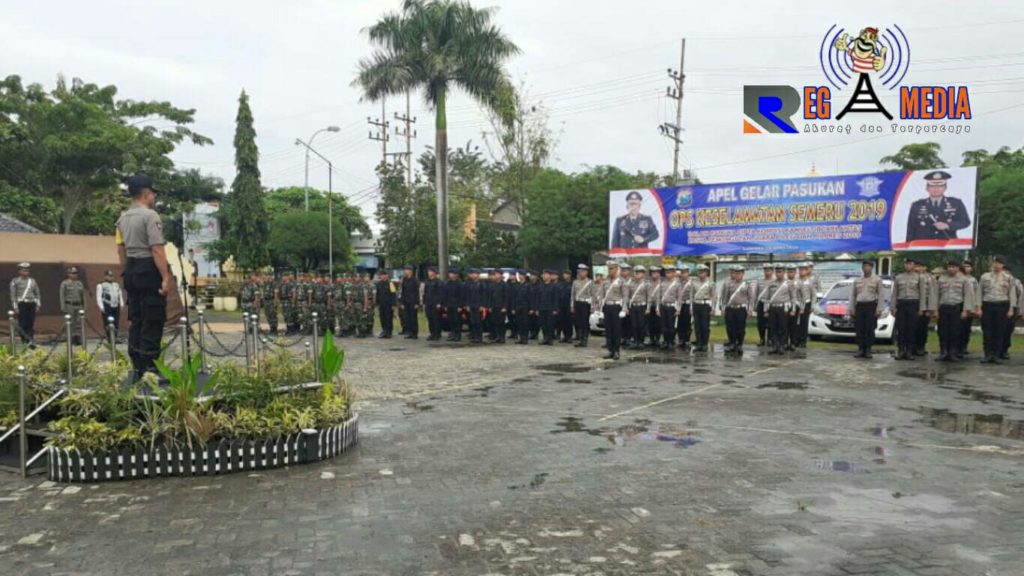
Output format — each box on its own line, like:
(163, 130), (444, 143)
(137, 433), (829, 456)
(47, 413), (359, 483)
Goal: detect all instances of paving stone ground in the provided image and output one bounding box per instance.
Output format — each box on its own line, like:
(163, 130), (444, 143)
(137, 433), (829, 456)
(1, 332), (1022, 576)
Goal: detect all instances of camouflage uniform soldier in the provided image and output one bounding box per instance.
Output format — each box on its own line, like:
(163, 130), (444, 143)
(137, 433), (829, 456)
(333, 276), (347, 336)
(241, 275), (260, 323)
(313, 276), (330, 335)
(261, 274), (280, 335)
(279, 274), (296, 335)
(59, 266), (86, 345)
(360, 273), (375, 337)
(300, 274), (315, 335)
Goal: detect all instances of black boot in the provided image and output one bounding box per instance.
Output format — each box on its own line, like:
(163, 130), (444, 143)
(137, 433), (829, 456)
(854, 347), (866, 358)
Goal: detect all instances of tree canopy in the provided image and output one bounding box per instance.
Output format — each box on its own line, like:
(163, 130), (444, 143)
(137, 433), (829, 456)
(355, 0), (520, 275)
(0, 74), (211, 233)
(211, 91), (270, 271)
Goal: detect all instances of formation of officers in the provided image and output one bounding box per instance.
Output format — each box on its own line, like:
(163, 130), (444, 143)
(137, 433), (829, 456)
(235, 257), (1023, 364)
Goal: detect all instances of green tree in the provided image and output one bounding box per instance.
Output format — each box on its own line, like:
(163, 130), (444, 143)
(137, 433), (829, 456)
(962, 146), (1024, 266)
(483, 82), (554, 222)
(268, 212), (353, 271)
(265, 186), (371, 237)
(520, 166), (657, 264)
(214, 91), (270, 271)
(355, 0), (520, 275)
(0, 74), (211, 232)
(461, 220), (520, 268)
(0, 182), (59, 231)
(375, 162), (445, 267)
(880, 142), (946, 171)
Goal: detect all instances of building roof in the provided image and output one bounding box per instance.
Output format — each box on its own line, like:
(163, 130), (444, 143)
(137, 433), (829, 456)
(0, 213), (42, 233)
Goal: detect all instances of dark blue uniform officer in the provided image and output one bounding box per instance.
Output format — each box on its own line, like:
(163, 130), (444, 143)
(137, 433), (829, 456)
(905, 171), (970, 242)
(612, 191), (660, 249)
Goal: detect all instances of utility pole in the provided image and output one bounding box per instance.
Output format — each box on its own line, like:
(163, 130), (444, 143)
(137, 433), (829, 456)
(658, 38), (686, 183)
(393, 91), (417, 187)
(368, 100), (390, 167)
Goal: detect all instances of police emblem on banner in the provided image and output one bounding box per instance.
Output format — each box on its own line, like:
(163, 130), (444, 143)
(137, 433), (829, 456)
(857, 176), (883, 198)
(676, 187), (693, 207)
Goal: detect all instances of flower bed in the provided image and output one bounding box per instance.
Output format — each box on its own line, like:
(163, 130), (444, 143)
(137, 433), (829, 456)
(48, 413), (358, 482)
(0, 332), (357, 483)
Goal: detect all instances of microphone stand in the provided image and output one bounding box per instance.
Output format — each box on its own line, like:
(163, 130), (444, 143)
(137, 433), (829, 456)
(159, 205), (193, 358)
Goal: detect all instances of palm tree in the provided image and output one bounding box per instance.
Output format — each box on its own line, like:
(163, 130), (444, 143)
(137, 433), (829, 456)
(355, 0), (520, 276)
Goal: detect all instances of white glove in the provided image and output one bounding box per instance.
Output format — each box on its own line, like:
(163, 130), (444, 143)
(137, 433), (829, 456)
(618, 310), (627, 319)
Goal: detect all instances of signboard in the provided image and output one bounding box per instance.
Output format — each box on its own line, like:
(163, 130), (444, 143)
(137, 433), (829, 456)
(608, 167), (977, 256)
(184, 202), (221, 277)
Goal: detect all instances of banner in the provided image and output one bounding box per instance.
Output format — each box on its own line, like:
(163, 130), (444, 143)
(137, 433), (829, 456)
(608, 167), (977, 256)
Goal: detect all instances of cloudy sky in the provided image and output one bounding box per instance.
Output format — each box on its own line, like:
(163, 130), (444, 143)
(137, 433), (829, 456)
(3, 0), (1022, 217)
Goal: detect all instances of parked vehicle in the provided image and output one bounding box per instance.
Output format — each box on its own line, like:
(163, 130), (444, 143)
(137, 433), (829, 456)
(808, 278), (895, 343)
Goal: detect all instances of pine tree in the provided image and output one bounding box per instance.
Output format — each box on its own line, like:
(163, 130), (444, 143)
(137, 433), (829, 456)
(225, 90), (270, 271)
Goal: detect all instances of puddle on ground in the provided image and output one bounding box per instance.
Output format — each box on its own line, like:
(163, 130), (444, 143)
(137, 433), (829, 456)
(627, 355), (685, 365)
(386, 347), (407, 352)
(693, 367), (711, 374)
(550, 416), (605, 436)
(952, 387), (1021, 406)
(915, 407), (1023, 440)
(536, 363), (592, 373)
(550, 417), (702, 448)
(555, 378), (593, 384)
(757, 381), (809, 390)
(813, 458), (871, 474)
(511, 377), (533, 383)
(897, 368), (954, 383)
(475, 385), (494, 397)
(508, 472), (549, 490)
(404, 401), (434, 412)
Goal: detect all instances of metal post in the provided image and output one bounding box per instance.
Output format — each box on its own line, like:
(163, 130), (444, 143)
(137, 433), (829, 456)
(107, 316), (116, 361)
(242, 312), (251, 374)
(64, 314), (73, 385)
(312, 312), (320, 382)
(179, 316), (188, 367)
(17, 365), (27, 477)
(78, 309), (86, 350)
(304, 341), (311, 364)
(197, 309), (207, 374)
(251, 316), (260, 374)
(7, 310), (16, 354)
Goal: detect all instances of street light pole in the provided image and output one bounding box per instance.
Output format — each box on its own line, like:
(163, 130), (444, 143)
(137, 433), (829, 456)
(303, 126), (340, 211)
(295, 138), (336, 278)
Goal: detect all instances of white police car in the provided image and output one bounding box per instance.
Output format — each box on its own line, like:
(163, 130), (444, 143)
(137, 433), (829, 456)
(808, 278), (895, 342)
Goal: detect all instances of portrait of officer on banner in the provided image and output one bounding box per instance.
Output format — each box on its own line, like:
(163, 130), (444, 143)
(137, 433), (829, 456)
(904, 170), (971, 244)
(610, 190), (663, 254)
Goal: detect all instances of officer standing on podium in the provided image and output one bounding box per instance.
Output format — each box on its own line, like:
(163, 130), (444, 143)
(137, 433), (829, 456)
(115, 174), (171, 377)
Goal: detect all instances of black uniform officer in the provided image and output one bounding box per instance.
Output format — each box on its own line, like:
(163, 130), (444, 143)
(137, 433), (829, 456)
(905, 171), (971, 242)
(557, 270), (573, 342)
(527, 271), (541, 339)
(536, 270), (560, 345)
(488, 270), (509, 343)
(464, 269), (487, 344)
(115, 174), (171, 376)
(376, 270), (396, 338)
(399, 265), (420, 339)
(611, 191), (660, 249)
(511, 271), (531, 344)
(423, 266), (443, 340)
(442, 268), (464, 341)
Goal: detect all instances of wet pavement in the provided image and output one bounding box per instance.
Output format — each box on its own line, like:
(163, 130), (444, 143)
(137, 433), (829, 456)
(1, 337), (1022, 575)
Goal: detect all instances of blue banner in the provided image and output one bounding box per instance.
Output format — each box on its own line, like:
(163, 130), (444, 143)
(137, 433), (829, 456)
(608, 167), (977, 256)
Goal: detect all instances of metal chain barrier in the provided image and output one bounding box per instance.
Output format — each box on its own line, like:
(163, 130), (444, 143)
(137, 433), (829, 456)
(205, 325), (248, 357)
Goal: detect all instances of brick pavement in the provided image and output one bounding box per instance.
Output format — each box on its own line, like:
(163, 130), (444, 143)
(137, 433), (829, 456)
(1, 334), (1022, 575)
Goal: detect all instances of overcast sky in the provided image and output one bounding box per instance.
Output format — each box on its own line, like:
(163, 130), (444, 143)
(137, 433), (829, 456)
(3, 0), (1022, 217)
